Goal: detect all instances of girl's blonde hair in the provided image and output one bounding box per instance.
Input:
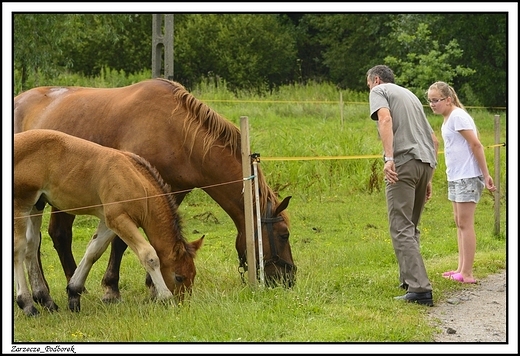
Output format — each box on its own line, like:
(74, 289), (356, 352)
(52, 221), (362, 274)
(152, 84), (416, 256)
(427, 81), (465, 110)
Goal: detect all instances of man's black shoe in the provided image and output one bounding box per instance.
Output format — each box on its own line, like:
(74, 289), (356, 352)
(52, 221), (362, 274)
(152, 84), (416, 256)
(394, 291), (433, 306)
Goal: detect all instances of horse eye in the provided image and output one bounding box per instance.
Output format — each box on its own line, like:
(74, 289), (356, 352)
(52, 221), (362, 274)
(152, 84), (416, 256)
(280, 233), (290, 241)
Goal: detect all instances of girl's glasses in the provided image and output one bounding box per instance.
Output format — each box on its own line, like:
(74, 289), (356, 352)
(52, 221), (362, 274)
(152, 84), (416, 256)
(427, 98), (446, 104)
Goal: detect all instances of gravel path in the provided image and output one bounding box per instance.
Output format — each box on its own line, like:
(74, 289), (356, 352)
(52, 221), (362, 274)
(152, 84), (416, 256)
(428, 270), (513, 348)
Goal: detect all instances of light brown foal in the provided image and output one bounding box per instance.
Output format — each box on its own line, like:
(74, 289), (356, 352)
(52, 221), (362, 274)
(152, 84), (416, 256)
(14, 129), (203, 316)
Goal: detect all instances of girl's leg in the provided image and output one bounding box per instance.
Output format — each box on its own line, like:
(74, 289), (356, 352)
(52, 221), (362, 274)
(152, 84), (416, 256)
(453, 202), (462, 273)
(454, 201), (477, 280)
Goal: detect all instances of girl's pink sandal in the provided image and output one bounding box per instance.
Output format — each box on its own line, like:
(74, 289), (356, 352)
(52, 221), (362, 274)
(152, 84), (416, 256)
(449, 273), (477, 284)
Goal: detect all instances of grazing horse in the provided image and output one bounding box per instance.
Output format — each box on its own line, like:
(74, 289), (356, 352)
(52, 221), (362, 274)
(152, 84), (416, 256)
(14, 129), (203, 316)
(14, 78), (296, 301)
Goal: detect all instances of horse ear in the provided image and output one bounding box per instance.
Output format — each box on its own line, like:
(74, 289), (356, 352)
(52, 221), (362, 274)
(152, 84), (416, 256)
(274, 196), (292, 216)
(190, 235), (204, 252)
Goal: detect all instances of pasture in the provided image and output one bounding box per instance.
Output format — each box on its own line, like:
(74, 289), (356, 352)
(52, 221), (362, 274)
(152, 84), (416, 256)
(11, 81), (508, 348)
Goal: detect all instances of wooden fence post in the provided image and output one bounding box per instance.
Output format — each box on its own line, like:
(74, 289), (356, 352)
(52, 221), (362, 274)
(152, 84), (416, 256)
(494, 114), (501, 236)
(240, 116), (257, 286)
(339, 91), (344, 127)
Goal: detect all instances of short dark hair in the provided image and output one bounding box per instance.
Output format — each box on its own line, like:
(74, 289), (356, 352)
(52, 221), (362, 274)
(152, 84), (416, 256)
(366, 65), (395, 84)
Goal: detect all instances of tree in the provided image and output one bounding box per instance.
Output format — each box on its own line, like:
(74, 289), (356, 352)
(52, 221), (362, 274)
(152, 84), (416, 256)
(426, 13), (507, 107)
(297, 14), (393, 91)
(294, 13), (506, 106)
(13, 14), (71, 89)
(59, 14), (151, 76)
(383, 22), (475, 103)
(13, 13), (507, 106)
(14, 14), (152, 89)
(174, 14), (297, 92)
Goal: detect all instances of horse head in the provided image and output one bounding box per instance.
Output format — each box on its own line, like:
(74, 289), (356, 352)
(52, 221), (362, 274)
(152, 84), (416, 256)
(260, 196), (296, 287)
(238, 195), (296, 288)
(147, 235), (204, 303)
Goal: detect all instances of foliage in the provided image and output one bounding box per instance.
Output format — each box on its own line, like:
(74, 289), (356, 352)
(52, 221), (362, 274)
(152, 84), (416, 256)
(424, 13), (508, 107)
(174, 14), (297, 93)
(13, 14), (152, 92)
(383, 22), (476, 104)
(297, 13), (393, 90)
(13, 14), (71, 88)
(11, 13), (508, 106)
(60, 14), (152, 77)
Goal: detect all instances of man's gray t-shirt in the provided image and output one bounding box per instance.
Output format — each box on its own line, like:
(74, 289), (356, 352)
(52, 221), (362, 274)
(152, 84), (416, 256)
(369, 83), (437, 169)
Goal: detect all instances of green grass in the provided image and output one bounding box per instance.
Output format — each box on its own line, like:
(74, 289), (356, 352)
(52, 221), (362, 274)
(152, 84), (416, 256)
(13, 190), (507, 344)
(11, 78), (508, 347)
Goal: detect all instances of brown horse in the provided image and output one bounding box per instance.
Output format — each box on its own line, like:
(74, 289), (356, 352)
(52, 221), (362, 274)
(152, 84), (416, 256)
(14, 78), (296, 300)
(14, 129), (203, 316)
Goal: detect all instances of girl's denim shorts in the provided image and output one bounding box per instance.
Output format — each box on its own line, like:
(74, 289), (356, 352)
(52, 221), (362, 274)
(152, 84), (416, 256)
(448, 176), (485, 203)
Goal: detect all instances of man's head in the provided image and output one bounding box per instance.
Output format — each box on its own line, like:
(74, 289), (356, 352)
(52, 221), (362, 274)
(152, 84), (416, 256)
(366, 65), (395, 90)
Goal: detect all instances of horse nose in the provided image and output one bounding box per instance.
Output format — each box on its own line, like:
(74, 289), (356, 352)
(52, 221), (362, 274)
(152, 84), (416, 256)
(264, 266), (296, 288)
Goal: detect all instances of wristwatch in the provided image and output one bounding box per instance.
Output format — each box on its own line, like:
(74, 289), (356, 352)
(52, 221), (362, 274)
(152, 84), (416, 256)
(384, 156), (394, 162)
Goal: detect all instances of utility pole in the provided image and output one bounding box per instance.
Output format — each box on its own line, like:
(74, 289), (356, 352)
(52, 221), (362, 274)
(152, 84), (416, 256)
(152, 14), (174, 80)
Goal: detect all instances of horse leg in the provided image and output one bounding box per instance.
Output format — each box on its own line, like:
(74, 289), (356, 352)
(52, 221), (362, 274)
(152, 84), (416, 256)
(13, 212), (39, 316)
(100, 236), (127, 303)
(120, 191), (191, 302)
(25, 211), (59, 312)
(48, 209), (78, 283)
(67, 220), (115, 312)
(106, 215), (173, 301)
(108, 192), (190, 300)
(145, 191), (189, 298)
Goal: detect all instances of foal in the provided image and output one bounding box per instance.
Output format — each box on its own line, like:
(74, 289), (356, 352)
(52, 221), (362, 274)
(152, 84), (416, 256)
(14, 129), (203, 316)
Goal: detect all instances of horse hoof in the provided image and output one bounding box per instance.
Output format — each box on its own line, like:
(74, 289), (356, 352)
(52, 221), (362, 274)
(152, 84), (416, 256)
(101, 296), (122, 304)
(68, 299), (81, 312)
(101, 291), (121, 304)
(24, 306), (40, 317)
(44, 302), (59, 312)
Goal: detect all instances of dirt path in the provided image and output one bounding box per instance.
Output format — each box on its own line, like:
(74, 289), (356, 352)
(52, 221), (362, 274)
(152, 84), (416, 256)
(428, 270), (510, 344)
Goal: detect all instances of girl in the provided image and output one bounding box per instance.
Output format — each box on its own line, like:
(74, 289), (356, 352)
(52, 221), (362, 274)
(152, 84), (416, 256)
(427, 81), (496, 283)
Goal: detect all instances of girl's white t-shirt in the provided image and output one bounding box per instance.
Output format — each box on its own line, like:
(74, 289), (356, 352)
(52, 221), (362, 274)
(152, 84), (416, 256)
(441, 107), (482, 181)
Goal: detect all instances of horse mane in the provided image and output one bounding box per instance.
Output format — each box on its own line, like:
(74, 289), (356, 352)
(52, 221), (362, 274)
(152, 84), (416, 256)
(254, 167), (290, 225)
(124, 151), (197, 257)
(155, 78), (288, 226)
(155, 78), (240, 159)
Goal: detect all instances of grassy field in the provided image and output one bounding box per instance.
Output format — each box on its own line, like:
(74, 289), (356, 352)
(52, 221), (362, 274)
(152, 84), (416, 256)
(10, 78), (509, 351)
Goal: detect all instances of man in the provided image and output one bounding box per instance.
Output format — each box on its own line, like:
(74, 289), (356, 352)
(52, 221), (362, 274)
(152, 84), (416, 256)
(366, 65), (439, 306)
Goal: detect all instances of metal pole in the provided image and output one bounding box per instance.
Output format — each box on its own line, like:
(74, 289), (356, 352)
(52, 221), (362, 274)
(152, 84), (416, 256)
(252, 154), (265, 286)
